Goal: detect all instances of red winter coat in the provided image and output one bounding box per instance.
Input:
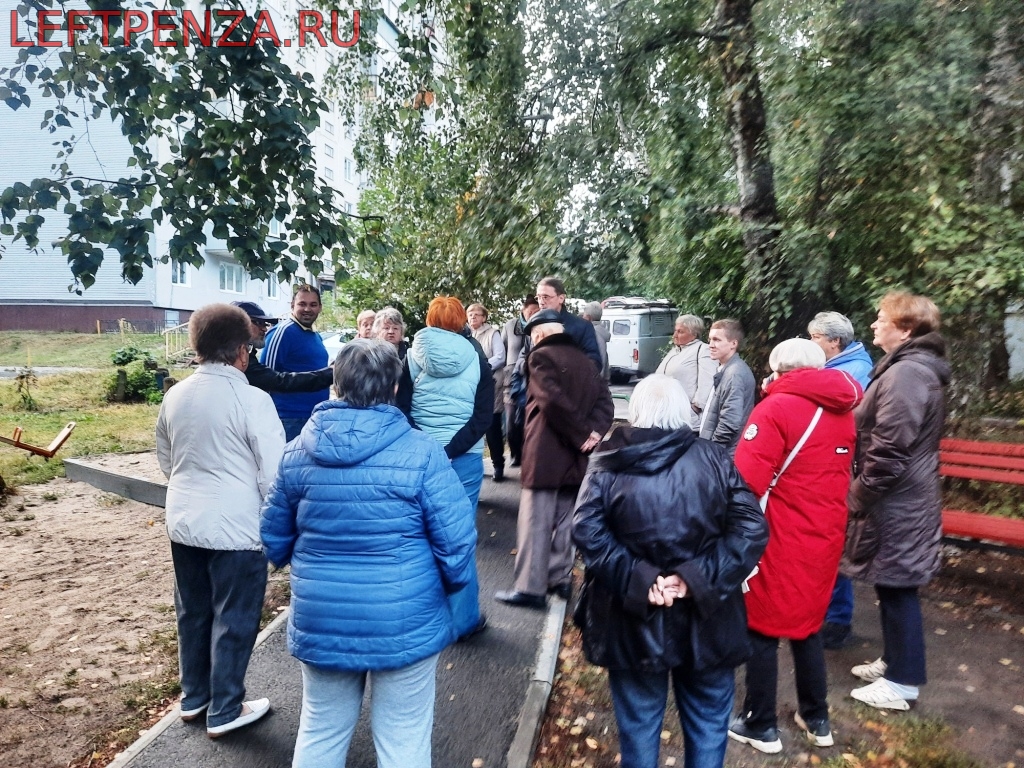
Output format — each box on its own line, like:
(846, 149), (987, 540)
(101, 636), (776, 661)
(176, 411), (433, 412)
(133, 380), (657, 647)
(734, 367), (862, 639)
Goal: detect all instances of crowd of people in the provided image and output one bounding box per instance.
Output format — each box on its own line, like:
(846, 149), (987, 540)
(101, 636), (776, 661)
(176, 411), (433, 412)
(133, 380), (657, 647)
(154, 280), (949, 768)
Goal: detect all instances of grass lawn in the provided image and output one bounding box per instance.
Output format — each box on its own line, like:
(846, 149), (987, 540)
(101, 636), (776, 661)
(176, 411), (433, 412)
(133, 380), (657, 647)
(0, 331), (166, 368)
(0, 331), (190, 488)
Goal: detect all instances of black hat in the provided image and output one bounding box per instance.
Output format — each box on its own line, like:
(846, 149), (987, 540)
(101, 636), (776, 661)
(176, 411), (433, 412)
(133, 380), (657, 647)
(231, 301), (279, 324)
(523, 308), (562, 334)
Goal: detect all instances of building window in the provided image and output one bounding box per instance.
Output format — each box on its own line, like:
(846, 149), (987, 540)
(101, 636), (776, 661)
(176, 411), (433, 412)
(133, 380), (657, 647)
(219, 262), (245, 293)
(325, 167), (335, 180)
(345, 202), (354, 215)
(170, 260), (189, 285)
(325, 120), (334, 135)
(343, 158), (353, 181)
(344, 124), (353, 140)
(325, 144), (334, 158)
(267, 278), (278, 299)
(269, 219), (282, 238)
(325, 99), (335, 112)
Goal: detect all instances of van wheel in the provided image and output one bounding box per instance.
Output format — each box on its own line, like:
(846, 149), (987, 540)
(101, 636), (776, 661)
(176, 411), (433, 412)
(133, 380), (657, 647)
(609, 371), (631, 385)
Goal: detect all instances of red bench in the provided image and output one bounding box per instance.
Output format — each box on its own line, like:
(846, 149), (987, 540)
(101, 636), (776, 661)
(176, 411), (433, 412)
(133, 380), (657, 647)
(939, 438), (1024, 550)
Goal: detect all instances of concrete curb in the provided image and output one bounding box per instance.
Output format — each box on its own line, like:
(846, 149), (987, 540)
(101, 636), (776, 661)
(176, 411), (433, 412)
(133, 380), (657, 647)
(106, 608), (290, 768)
(505, 596), (567, 768)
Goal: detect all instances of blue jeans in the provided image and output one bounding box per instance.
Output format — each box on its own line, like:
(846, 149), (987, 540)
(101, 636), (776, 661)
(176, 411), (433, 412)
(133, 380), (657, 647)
(876, 585), (927, 685)
(281, 417), (308, 442)
(170, 543), (267, 727)
(825, 574), (854, 626)
(292, 653), (440, 768)
(447, 452), (483, 636)
(608, 664), (734, 768)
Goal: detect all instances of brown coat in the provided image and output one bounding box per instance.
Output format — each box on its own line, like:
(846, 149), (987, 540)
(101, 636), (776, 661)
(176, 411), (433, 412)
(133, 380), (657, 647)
(521, 334), (614, 490)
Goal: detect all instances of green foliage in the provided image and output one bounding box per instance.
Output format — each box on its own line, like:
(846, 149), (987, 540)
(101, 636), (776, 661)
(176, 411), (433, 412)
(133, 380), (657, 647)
(0, 0), (388, 290)
(111, 345), (155, 367)
(107, 360), (163, 404)
(13, 367), (38, 411)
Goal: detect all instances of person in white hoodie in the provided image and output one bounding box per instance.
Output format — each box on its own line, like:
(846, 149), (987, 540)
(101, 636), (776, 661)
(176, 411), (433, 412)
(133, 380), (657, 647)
(156, 303), (285, 738)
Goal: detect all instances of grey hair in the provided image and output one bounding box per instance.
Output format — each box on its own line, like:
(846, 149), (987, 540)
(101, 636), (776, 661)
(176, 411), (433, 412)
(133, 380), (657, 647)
(807, 311), (855, 350)
(356, 309), (376, 324)
(582, 301), (603, 321)
(628, 374), (692, 430)
(372, 306), (405, 335)
(332, 338), (402, 407)
(189, 304), (252, 365)
(675, 314), (704, 338)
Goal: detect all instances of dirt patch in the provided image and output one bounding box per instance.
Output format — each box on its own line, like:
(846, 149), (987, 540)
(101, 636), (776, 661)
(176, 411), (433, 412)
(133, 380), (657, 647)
(0, 453), (289, 768)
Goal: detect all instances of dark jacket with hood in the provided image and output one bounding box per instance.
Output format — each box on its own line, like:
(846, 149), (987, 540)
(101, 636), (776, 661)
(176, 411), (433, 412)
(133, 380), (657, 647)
(572, 427), (768, 672)
(842, 332), (950, 587)
(245, 347), (333, 393)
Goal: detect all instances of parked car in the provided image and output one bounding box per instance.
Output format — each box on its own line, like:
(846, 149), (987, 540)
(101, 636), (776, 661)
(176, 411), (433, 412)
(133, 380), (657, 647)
(319, 328), (356, 363)
(600, 297), (678, 384)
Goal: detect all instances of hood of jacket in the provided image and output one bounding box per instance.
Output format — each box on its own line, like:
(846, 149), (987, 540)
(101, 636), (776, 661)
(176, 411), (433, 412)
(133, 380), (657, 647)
(873, 332), (951, 385)
(301, 401), (410, 467)
(589, 426), (697, 475)
(765, 367), (863, 413)
(410, 327), (478, 379)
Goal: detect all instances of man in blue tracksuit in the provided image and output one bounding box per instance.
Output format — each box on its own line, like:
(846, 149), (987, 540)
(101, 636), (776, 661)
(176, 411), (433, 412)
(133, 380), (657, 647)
(260, 284), (331, 441)
(809, 311), (874, 649)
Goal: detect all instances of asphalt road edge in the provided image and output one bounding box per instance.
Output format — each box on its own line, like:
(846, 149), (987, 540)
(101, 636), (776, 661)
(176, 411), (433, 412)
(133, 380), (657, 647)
(106, 608), (291, 768)
(505, 596), (568, 768)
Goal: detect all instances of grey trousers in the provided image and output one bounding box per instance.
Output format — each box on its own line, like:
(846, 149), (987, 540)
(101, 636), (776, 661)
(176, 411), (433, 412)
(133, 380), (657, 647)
(513, 487), (578, 596)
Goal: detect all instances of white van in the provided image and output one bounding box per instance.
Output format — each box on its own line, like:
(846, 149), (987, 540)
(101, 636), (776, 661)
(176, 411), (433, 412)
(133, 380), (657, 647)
(600, 297), (678, 383)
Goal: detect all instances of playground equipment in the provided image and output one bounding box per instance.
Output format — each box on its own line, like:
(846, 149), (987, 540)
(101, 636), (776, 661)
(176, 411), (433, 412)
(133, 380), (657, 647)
(0, 422), (77, 459)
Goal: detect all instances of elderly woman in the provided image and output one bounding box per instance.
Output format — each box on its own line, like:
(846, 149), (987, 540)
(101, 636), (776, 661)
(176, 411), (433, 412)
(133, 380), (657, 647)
(467, 302), (507, 481)
(398, 296), (493, 639)
(260, 339), (477, 768)
(728, 339), (862, 754)
(156, 303), (285, 737)
(655, 314), (717, 429)
(572, 374), (768, 768)
(373, 306), (409, 359)
(843, 292), (950, 710)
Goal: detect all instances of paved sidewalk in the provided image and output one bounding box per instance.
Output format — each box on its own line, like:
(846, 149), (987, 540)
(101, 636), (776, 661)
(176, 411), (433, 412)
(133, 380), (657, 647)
(111, 463), (562, 768)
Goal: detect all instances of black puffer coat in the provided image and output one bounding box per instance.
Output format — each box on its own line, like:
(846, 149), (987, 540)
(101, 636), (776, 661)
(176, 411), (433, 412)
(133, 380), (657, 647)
(572, 426), (767, 673)
(842, 332), (950, 587)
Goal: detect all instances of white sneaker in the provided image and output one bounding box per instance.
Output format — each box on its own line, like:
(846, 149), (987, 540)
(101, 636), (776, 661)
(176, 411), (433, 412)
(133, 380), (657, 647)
(850, 678), (912, 710)
(207, 698), (271, 738)
(851, 657), (887, 682)
(179, 701), (209, 722)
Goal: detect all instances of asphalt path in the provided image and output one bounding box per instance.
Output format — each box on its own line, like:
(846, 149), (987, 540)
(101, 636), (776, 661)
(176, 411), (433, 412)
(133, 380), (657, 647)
(122, 463), (551, 768)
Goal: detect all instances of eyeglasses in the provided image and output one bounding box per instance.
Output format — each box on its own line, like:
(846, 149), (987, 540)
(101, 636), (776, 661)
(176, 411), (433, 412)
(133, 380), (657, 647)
(535, 293), (558, 301)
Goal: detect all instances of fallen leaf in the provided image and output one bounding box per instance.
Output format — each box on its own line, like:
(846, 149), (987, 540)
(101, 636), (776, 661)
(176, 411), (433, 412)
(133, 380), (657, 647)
(934, 628), (947, 635)
(585, 737), (598, 749)
(999, 658), (1013, 666)
(1012, 705), (1024, 716)
(446, 663), (454, 670)
(958, 664), (968, 672)
(665, 758), (677, 766)
(586, 711), (595, 720)
(976, 567), (986, 573)
(570, 725), (583, 735)
(472, 759), (484, 768)
(660, 729), (671, 741)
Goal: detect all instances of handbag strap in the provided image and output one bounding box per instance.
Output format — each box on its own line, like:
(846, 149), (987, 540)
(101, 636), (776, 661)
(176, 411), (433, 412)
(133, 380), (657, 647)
(759, 406), (823, 510)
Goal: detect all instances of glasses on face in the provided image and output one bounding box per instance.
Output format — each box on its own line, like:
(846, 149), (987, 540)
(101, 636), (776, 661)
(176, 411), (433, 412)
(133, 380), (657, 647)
(535, 293), (558, 302)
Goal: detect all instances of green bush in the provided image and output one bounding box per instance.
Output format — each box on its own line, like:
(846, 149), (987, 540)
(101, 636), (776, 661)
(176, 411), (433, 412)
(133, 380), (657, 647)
(107, 360), (163, 404)
(111, 345), (156, 367)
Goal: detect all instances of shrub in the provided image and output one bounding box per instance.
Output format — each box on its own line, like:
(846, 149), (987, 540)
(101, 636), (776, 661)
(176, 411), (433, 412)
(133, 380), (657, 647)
(111, 345), (156, 367)
(107, 360), (163, 404)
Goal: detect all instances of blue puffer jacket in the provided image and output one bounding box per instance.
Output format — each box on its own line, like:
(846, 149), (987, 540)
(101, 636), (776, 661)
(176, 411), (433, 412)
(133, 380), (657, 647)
(260, 400), (477, 671)
(826, 340), (874, 389)
(408, 327), (483, 453)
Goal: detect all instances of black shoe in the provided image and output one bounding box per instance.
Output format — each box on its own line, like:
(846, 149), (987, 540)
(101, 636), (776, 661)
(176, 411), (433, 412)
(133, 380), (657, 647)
(509, 458), (521, 467)
(727, 717), (782, 754)
(492, 466), (504, 482)
(494, 590), (547, 609)
(457, 615), (488, 642)
(821, 621), (852, 650)
(793, 712), (834, 747)
(548, 583), (572, 601)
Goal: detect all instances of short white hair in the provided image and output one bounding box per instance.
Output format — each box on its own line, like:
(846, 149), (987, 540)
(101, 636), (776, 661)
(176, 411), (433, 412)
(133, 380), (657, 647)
(628, 374), (692, 429)
(769, 338), (826, 373)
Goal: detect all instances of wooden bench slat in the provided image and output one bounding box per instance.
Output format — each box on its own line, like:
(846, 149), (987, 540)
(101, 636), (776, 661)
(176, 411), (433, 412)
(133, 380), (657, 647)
(939, 464), (1024, 485)
(942, 509), (1024, 549)
(940, 450), (1024, 473)
(940, 438), (1024, 457)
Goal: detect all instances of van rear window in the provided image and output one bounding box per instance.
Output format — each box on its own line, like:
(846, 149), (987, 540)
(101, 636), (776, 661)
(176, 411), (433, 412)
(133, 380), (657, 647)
(612, 320), (631, 335)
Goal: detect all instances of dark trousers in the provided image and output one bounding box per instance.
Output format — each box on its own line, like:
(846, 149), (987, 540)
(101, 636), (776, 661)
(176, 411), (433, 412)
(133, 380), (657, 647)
(171, 543), (268, 727)
(741, 629), (828, 730)
(608, 664), (734, 768)
(504, 403), (524, 463)
(485, 412), (504, 471)
(876, 585), (927, 685)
